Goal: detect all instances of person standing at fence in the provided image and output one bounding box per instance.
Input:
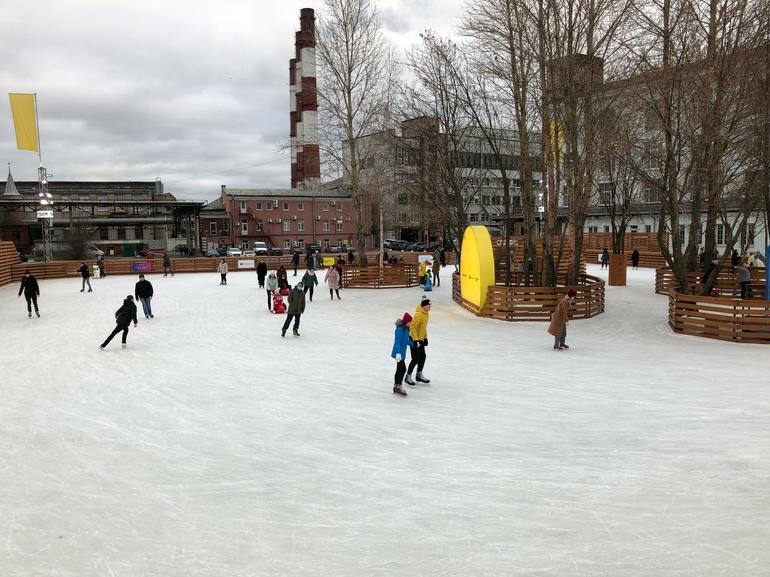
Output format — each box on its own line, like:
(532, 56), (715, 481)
(100, 295), (138, 350)
(163, 253), (174, 277)
(281, 281), (306, 337)
(301, 267), (318, 302)
(631, 249), (640, 269)
(736, 263), (751, 299)
(432, 257), (441, 287)
(418, 259), (428, 287)
(548, 289), (576, 350)
(391, 312), (413, 397)
(325, 265), (341, 299)
(98, 256), (106, 278)
(78, 262), (93, 292)
(217, 259), (228, 285)
(266, 272), (278, 311)
(315, 252), (324, 270)
(18, 270), (40, 318)
(404, 298), (431, 386)
(256, 260), (268, 288)
(291, 251), (300, 276)
(134, 274), (154, 319)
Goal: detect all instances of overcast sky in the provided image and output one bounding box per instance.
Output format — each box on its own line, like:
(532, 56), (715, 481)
(0, 0), (463, 202)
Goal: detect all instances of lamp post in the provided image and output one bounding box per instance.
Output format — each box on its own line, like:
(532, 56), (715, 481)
(36, 165), (53, 261)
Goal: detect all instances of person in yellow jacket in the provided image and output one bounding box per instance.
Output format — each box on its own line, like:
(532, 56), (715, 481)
(405, 298), (431, 385)
(418, 260), (428, 286)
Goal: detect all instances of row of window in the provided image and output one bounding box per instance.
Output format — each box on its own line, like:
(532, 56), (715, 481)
(239, 200), (343, 212)
(238, 239), (348, 251)
(209, 221), (344, 235)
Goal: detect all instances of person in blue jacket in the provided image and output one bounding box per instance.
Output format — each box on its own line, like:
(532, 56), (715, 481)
(391, 312), (413, 397)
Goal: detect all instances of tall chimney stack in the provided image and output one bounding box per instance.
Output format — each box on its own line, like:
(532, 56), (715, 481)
(290, 8), (320, 190)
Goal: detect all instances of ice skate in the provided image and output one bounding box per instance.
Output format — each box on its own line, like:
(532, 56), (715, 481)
(553, 344), (561, 350)
(293, 330), (300, 337)
(393, 386), (407, 397)
(35, 311), (40, 318)
(121, 343), (127, 348)
(559, 343), (569, 350)
(404, 374), (416, 386)
(416, 372), (430, 383)
(281, 329), (286, 338)
(99, 345), (106, 350)
(28, 312), (32, 318)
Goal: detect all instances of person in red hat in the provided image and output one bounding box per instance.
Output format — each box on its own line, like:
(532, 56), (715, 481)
(391, 312), (413, 397)
(548, 289), (577, 350)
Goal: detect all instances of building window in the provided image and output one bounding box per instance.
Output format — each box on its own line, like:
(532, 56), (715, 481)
(630, 225), (638, 233)
(336, 222), (344, 231)
(256, 222), (263, 232)
(117, 227), (126, 240)
(283, 202), (289, 211)
(323, 239), (330, 248)
(297, 239), (305, 249)
(222, 221), (229, 234)
(480, 213), (489, 222)
(297, 202), (304, 211)
(241, 241), (249, 250)
(240, 201), (247, 212)
(469, 213), (479, 222)
(588, 226), (598, 233)
(297, 220), (304, 232)
(256, 202), (262, 210)
(323, 222), (330, 232)
(283, 220), (291, 232)
(209, 222), (217, 235)
(337, 203), (343, 211)
(241, 222), (248, 235)
(323, 203), (329, 211)
(99, 228), (109, 240)
(284, 240), (292, 249)
(642, 184), (659, 203)
(645, 225), (652, 233)
(716, 224), (724, 245)
(135, 225), (143, 240)
(603, 225), (610, 233)
(598, 182), (615, 205)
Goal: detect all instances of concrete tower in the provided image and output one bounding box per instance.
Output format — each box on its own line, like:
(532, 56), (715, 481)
(290, 8), (320, 190)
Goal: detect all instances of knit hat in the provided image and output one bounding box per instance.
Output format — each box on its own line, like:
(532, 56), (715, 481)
(567, 289), (577, 298)
(421, 298), (431, 307)
(402, 312), (413, 324)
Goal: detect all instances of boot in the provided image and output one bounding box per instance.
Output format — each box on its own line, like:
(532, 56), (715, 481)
(553, 344), (561, 350)
(416, 372), (430, 383)
(281, 329), (286, 338)
(35, 311), (40, 318)
(393, 386), (407, 397)
(560, 343), (569, 350)
(293, 330), (300, 337)
(28, 312), (32, 318)
(404, 374), (416, 386)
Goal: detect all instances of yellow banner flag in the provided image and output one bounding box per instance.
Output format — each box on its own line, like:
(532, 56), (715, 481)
(9, 93), (39, 152)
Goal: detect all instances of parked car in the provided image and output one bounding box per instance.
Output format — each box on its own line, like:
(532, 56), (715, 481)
(269, 247), (284, 256)
(85, 244), (105, 259)
(406, 242), (424, 252)
(242, 250), (256, 257)
(308, 243), (322, 254)
(386, 240), (409, 251)
(226, 248), (243, 257)
(253, 241), (268, 255)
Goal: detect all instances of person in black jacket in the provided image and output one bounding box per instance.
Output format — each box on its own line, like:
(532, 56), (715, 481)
(256, 260), (268, 288)
(291, 251), (300, 276)
(18, 270), (40, 317)
(78, 262), (93, 292)
(631, 249), (640, 269)
(134, 274), (154, 318)
(100, 296), (138, 349)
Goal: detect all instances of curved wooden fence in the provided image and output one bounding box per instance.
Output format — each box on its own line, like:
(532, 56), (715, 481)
(655, 266), (766, 297)
(341, 264), (418, 288)
(452, 272), (605, 322)
(668, 290), (770, 343)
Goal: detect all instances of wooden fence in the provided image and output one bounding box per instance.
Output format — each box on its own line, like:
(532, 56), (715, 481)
(341, 264), (419, 288)
(452, 272), (605, 322)
(655, 266), (766, 297)
(668, 290), (770, 343)
(0, 241), (19, 287)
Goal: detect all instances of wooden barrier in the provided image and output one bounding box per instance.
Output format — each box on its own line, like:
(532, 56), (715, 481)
(452, 272), (605, 322)
(341, 265), (419, 288)
(668, 290), (770, 343)
(0, 241), (19, 287)
(655, 266), (766, 296)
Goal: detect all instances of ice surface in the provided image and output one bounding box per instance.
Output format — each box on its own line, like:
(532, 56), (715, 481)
(1, 264), (769, 576)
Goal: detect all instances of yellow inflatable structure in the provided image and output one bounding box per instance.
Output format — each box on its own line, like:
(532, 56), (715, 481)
(460, 226), (496, 311)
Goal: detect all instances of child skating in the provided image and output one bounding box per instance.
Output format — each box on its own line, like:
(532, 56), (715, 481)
(391, 312), (413, 397)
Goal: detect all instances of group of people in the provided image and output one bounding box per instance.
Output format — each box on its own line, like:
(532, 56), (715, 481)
(600, 248), (641, 269)
(390, 298), (432, 397)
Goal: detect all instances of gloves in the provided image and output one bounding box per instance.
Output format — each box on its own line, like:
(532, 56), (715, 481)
(423, 338), (428, 347)
(395, 354), (402, 362)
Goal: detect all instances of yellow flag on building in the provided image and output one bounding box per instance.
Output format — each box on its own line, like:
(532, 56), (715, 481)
(9, 93), (39, 152)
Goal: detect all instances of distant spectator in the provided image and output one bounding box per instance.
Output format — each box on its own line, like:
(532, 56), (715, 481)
(731, 249), (740, 268)
(291, 251), (300, 276)
(631, 249), (640, 269)
(256, 260), (267, 288)
(600, 248), (609, 269)
(736, 263), (751, 299)
(163, 252), (174, 277)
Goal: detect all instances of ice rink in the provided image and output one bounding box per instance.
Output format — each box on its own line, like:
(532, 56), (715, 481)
(1, 264), (768, 576)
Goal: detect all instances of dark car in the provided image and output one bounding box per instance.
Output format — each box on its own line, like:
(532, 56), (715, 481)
(269, 247), (284, 256)
(406, 242), (424, 252)
(384, 239), (408, 251)
(307, 244), (322, 254)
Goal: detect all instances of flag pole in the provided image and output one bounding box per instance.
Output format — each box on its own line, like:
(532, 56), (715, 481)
(34, 92), (42, 165)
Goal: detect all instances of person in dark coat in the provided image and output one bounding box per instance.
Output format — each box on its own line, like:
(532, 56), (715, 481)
(100, 296), (138, 349)
(347, 249), (355, 265)
(301, 267), (318, 302)
(336, 257), (345, 288)
(291, 251), (300, 276)
(276, 265), (289, 289)
(731, 249), (740, 268)
(18, 270), (40, 317)
(256, 260), (268, 288)
(281, 282), (306, 337)
(600, 248), (610, 269)
(98, 256), (106, 278)
(163, 253), (174, 277)
(631, 249), (640, 269)
(134, 274), (154, 318)
(78, 262), (93, 292)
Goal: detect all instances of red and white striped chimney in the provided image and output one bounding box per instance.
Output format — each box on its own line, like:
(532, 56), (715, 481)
(290, 8), (320, 190)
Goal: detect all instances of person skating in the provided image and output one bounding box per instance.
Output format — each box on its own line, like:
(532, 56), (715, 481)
(335, 257), (345, 288)
(134, 274), (154, 318)
(548, 289), (576, 350)
(600, 249), (609, 269)
(18, 270), (40, 317)
(418, 260), (428, 287)
(301, 267), (318, 302)
(391, 312), (413, 397)
(256, 260), (268, 288)
(432, 257), (441, 287)
(100, 295), (138, 349)
(266, 272), (278, 311)
(291, 251), (300, 276)
(163, 253), (174, 277)
(78, 262), (93, 292)
(325, 265), (341, 299)
(405, 298), (431, 386)
(276, 265), (288, 289)
(98, 256), (106, 278)
(217, 259), (228, 285)
(631, 249), (640, 269)
(315, 252), (324, 270)
(281, 281), (306, 337)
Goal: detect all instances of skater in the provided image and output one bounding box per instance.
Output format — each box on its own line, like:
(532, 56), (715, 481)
(256, 260), (268, 288)
(315, 251), (324, 270)
(78, 262), (93, 292)
(336, 257), (345, 288)
(266, 272), (278, 310)
(305, 250), (314, 270)
(347, 248), (355, 265)
(217, 259), (228, 285)
(391, 312), (413, 397)
(736, 262), (751, 299)
(600, 248), (609, 269)
(325, 265), (341, 299)
(631, 249), (640, 269)
(432, 257), (441, 287)
(281, 281), (305, 337)
(100, 295), (138, 349)
(98, 256), (106, 278)
(17, 270), (40, 317)
(405, 298), (431, 386)
(301, 267), (318, 302)
(418, 259), (428, 287)
(163, 253), (174, 277)
(291, 251), (300, 276)
(276, 265), (288, 289)
(548, 289), (576, 350)
(423, 269), (433, 292)
(134, 274), (154, 318)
